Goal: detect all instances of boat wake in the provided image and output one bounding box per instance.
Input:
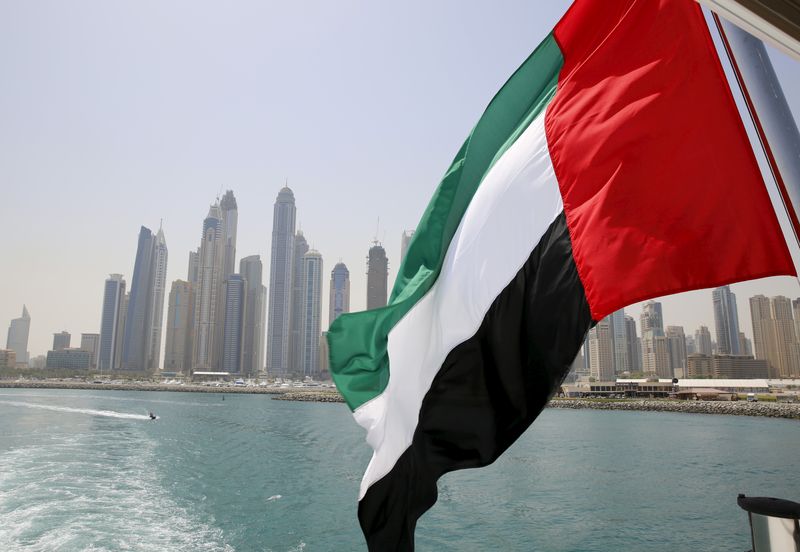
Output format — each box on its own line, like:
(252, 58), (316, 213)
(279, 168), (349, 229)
(0, 400), (152, 420)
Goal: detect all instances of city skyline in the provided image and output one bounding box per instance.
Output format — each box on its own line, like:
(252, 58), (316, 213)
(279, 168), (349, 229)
(9, 194), (800, 377)
(2, 0), (800, 358)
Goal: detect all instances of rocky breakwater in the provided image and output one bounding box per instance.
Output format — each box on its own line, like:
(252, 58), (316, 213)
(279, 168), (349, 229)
(272, 390), (345, 403)
(0, 380), (286, 395)
(548, 398), (800, 420)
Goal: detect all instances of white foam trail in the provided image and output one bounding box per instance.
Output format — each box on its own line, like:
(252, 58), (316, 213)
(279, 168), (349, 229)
(0, 400), (151, 420)
(0, 392), (222, 407)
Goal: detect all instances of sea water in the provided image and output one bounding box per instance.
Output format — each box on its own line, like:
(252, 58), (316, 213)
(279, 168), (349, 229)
(0, 388), (797, 551)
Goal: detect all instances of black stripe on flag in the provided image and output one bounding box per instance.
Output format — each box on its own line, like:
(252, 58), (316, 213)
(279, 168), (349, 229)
(358, 211), (595, 551)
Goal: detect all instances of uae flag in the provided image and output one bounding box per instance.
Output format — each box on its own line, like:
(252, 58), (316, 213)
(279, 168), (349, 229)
(328, 0), (796, 549)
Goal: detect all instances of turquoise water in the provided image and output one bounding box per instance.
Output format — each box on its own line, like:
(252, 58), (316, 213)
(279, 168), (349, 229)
(0, 389), (798, 551)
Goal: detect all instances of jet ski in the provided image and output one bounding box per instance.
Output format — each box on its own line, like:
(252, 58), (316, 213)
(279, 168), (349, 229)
(148, 411), (157, 420)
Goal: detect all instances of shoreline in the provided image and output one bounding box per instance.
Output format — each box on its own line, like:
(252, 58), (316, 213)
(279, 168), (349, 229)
(2, 381), (799, 419)
(547, 398), (800, 420)
(0, 380), (289, 395)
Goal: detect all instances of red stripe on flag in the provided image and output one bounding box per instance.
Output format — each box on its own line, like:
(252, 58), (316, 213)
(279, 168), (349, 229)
(546, 0), (794, 321)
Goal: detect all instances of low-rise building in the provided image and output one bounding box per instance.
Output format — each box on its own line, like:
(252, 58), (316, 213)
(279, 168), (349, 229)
(687, 354), (768, 379)
(191, 371), (231, 383)
(0, 349), (17, 369)
(45, 348), (92, 370)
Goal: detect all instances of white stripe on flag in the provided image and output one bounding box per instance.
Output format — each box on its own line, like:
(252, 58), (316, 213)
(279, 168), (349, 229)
(354, 110), (565, 499)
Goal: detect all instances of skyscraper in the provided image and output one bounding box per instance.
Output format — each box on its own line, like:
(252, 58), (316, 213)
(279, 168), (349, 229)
(194, 203), (225, 371)
(222, 274), (246, 374)
(188, 248), (200, 284)
(738, 332), (753, 356)
(99, 275), (126, 372)
(164, 280), (195, 374)
(640, 301), (669, 377)
(752, 295), (800, 378)
(240, 255), (266, 378)
(695, 325), (713, 355)
(319, 332), (330, 376)
(665, 326), (687, 378)
(117, 292), (129, 368)
(122, 226), (156, 371)
(685, 335), (697, 355)
(220, 191), (238, 278)
(771, 296), (800, 377)
(6, 305), (31, 365)
(609, 309), (628, 374)
(624, 315), (641, 373)
(712, 285), (741, 355)
(588, 316), (614, 380)
(642, 334), (671, 378)
(366, 241), (388, 310)
(214, 190), (240, 372)
(267, 186), (296, 378)
(121, 224), (168, 372)
(288, 230), (309, 375)
(300, 250), (323, 378)
(147, 225), (168, 371)
(640, 300), (664, 338)
(52, 331), (71, 351)
(400, 230), (415, 263)
(329, 262), (350, 326)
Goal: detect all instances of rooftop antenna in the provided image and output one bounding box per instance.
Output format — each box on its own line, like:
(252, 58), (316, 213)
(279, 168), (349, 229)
(374, 217), (380, 245)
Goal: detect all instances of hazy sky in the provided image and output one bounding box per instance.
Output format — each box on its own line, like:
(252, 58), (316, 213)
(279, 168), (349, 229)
(1, 0), (799, 358)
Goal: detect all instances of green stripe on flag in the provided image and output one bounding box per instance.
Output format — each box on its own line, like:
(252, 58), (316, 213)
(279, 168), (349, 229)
(329, 33), (565, 411)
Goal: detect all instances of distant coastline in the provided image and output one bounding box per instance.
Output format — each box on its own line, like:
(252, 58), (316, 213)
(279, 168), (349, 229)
(547, 397), (800, 420)
(2, 380), (799, 419)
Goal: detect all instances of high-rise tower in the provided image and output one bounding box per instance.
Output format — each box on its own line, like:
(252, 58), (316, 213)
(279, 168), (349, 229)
(188, 248), (200, 284)
(640, 301), (669, 377)
(400, 230), (415, 263)
(695, 326), (713, 355)
(329, 262), (350, 326)
(240, 255), (266, 378)
(624, 315), (641, 373)
(366, 241), (388, 310)
(666, 326), (687, 377)
(712, 285), (741, 355)
(99, 275), (126, 372)
(220, 190), (238, 279)
(588, 316), (614, 380)
(640, 301), (664, 338)
(751, 295), (800, 377)
(267, 186), (297, 378)
(164, 280), (194, 374)
(300, 250), (323, 378)
(121, 225), (167, 372)
(193, 203), (225, 371)
(222, 274), (246, 374)
(147, 224), (168, 371)
(122, 227), (157, 372)
(288, 230), (309, 375)
(770, 296), (800, 377)
(609, 309), (628, 374)
(239, 255), (267, 377)
(6, 305), (31, 365)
